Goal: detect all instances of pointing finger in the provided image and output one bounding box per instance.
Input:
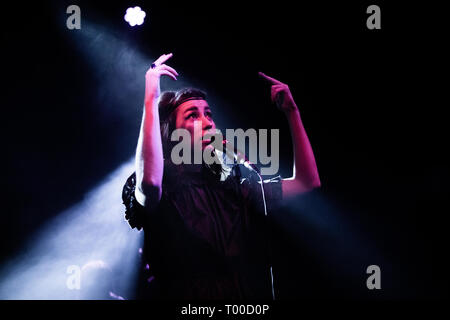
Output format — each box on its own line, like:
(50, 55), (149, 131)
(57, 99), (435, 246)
(258, 71), (283, 85)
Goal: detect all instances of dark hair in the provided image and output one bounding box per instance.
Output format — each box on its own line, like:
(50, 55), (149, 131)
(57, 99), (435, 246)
(158, 88), (223, 179)
(158, 88), (207, 158)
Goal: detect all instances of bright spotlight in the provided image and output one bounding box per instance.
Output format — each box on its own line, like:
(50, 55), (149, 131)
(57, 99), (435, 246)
(124, 6), (146, 27)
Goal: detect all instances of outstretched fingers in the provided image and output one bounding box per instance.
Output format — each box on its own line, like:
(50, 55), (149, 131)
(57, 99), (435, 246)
(146, 53), (178, 81)
(153, 53), (173, 66)
(158, 64), (179, 77)
(158, 69), (177, 81)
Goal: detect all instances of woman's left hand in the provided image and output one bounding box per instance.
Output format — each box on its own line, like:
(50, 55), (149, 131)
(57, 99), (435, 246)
(259, 72), (298, 114)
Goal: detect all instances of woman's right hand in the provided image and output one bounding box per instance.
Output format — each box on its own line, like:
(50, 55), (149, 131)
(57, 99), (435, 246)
(144, 53), (178, 105)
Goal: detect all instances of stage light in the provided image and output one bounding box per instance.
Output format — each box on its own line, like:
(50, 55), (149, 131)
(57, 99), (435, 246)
(124, 6), (146, 27)
(0, 18), (237, 299)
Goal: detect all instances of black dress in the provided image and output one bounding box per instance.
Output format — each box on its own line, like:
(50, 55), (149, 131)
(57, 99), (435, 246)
(122, 164), (282, 299)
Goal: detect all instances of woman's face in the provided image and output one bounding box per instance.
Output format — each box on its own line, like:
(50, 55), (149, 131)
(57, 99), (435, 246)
(174, 99), (216, 149)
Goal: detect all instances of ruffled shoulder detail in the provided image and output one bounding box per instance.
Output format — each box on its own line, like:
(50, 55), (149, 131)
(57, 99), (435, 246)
(122, 172), (146, 230)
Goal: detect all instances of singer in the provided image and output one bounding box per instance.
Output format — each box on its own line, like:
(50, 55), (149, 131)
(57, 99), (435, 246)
(122, 53), (321, 299)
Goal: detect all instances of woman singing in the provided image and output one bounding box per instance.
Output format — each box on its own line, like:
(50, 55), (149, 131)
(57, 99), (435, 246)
(122, 53), (321, 299)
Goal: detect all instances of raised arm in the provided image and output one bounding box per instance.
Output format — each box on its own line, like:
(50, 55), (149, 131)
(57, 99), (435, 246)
(135, 53), (178, 208)
(259, 72), (321, 198)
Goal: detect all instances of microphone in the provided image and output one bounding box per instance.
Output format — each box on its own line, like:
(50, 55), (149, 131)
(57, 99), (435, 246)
(222, 140), (260, 174)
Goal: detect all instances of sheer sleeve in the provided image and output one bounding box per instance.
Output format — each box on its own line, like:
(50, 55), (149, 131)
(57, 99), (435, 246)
(122, 172), (146, 230)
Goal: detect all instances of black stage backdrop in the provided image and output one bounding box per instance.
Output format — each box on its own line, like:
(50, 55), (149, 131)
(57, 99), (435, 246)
(1, 0), (448, 300)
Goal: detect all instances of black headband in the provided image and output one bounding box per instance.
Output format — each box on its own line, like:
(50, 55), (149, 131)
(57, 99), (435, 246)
(173, 96), (206, 108)
(160, 96), (206, 121)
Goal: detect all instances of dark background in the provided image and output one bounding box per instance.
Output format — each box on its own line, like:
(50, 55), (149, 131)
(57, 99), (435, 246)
(1, 0), (448, 299)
